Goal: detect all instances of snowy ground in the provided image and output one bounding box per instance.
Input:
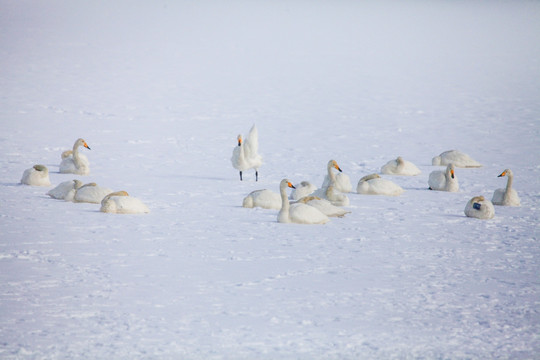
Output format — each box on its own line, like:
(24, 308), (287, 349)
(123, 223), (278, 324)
(1, 0), (540, 358)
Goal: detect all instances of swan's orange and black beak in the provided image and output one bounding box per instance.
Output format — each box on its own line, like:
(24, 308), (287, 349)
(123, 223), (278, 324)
(451, 169), (455, 179)
(84, 142), (91, 150)
(237, 137), (242, 146)
(334, 162), (343, 172)
(288, 182), (296, 189)
(498, 171), (506, 177)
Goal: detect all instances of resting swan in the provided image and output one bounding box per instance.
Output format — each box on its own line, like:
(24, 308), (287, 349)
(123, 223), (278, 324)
(59, 138), (91, 175)
(100, 191), (150, 214)
(73, 182), (113, 203)
(47, 179), (83, 201)
(242, 189), (282, 210)
(321, 159), (352, 193)
(381, 156), (421, 176)
(289, 181), (317, 200)
(294, 196), (350, 218)
(278, 179), (329, 224)
(356, 173), (404, 196)
(464, 196), (495, 219)
(20, 165), (51, 186)
(492, 169), (520, 206)
(313, 160), (350, 206)
(231, 124), (263, 181)
(428, 163), (459, 192)
(432, 150), (481, 168)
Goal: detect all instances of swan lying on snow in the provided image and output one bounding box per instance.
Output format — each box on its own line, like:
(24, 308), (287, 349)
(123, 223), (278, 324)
(294, 196), (350, 218)
(289, 181), (317, 200)
(243, 189), (281, 210)
(356, 173), (404, 196)
(73, 182), (113, 204)
(314, 160), (350, 206)
(100, 191), (150, 214)
(492, 169), (520, 206)
(47, 179), (83, 201)
(20, 165), (51, 186)
(231, 124), (262, 181)
(321, 159), (352, 193)
(59, 138), (91, 175)
(428, 163), (459, 192)
(464, 196), (495, 219)
(432, 150), (481, 168)
(278, 179), (329, 224)
(381, 156), (421, 176)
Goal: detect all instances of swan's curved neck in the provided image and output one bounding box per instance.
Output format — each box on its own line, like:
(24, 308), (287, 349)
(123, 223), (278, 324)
(280, 185), (290, 213)
(504, 172), (513, 201)
(72, 142), (81, 162)
(327, 164), (336, 184)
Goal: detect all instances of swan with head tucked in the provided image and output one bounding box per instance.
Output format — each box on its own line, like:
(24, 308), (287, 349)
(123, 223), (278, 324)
(242, 189), (282, 210)
(278, 179), (329, 224)
(20, 165), (51, 186)
(428, 163), (459, 192)
(464, 196), (495, 219)
(289, 181), (317, 200)
(100, 191), (150, 214)
(432, 150), (481, 168)
(321, 159), (352, 193)
(231, 124), (262, 181)
(492, 169), (520, 206)
(356, 173), (404, 196)
(381, 156), (421, 176)
(294, 196), (350, 218)
(73, 182), (113, 204)
(47, 179), (83, 201)
(59, 138), (91, 175)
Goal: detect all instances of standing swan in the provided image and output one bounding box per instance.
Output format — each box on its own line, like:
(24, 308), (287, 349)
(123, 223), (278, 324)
(47, 179), (83, 201)
(20, 165), (51, 186)
(100, 191), (150, 214)
(492, 169), (520, 206)
(278, 179), (329, 224)
(381, 156), (421, 176)
(432, 150), (481, 168)
(321, 159), (352, 193)
(231, 124), (262, 181)
(464, 196), (495, 219)
(59, 138), (91, 175)
(357, 173), (404, 196)
(428, 163), (459, 192)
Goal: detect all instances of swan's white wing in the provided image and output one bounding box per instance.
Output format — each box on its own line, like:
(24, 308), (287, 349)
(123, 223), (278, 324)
(289, 203), (329, 224)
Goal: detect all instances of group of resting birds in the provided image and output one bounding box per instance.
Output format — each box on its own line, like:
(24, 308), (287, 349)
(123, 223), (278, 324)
(232, 125), (521, 224)
(20, 138), (150, 214)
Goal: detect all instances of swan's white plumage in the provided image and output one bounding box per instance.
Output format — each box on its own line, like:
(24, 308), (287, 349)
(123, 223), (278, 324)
(314, 160), (350, 206)
(321, 161), (352, 193)
(381, 156), (421, 176)
(59, 138), (91, 175)
(47, 179), (83, 201)
(492, 169), (520, 206)
(231, 124), (262, 181)
(464, 196), (495, 219)
(278, 179), (329, 224)
(289, 181), (317, 200)
(295, 196), (350, 217)
(356, 173), (404, 196)
(100, 191), (150, 214)
(73, 183), (113, 204)
(20, 165), (51, 186)
(242, 189), (282, 210)
(428, 163), (459, 192)
(432, 150), (481, 168)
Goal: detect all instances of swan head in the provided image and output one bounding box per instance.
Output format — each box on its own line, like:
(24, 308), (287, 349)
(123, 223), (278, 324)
(447, 163), (455, 179)
(33, 164), (48, 173)
(73, 179), (84, 189)
(237, 135), (242, 146)
(498, 169), (512, 177)
(101, 191), (129, 206)
(328, 160), (342, 172)
(80, 182), (97, 189)
(396, 156), (404, 164)
(280, 179), (295, 190)
(76, 138), (91, 150)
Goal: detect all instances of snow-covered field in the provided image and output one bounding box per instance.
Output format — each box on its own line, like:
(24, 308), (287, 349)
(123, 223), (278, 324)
(1, 0), (539, 358)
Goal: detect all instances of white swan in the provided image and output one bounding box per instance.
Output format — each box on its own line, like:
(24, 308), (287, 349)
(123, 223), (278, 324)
(492, 169), (521, 206)
(321, 159), (352, 193)
(356, 173), (404, 196)
(464, 196), (495, 219)
(59, 138), (91, 175)
(47, 179), (83, 201)
(20, 165), (51, 186)
(289, 181), (317, 200)
(242, 189), (282, 210)
(100, 191), (150, 214)
(295, 196), (350, 218)
(231, 124), (263, 181)
(432, 150), (481, 168)
(73, 182), (113, 204)
(428, 163), (459, 192)
(314, 160), (350, 206)
(381, 156), (421, 176)
(278, 179), (329, 224)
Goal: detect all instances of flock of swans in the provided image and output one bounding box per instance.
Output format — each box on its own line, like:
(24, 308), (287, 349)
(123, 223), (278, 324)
(20, 138), (150, 214)
(233, 125), (521, 224)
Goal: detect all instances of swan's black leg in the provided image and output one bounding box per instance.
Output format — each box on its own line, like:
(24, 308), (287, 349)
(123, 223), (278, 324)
(239, 171), (243, 181)
(255, 170), (259, 181)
